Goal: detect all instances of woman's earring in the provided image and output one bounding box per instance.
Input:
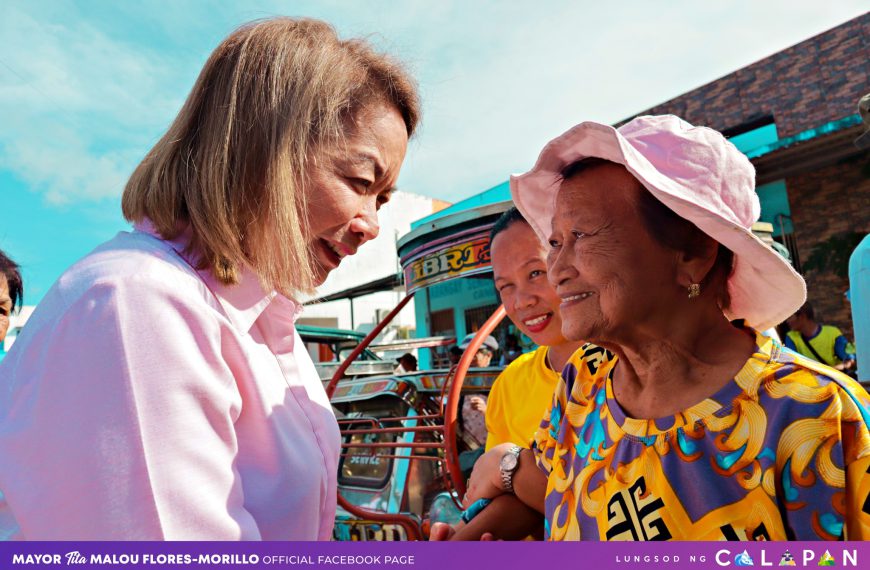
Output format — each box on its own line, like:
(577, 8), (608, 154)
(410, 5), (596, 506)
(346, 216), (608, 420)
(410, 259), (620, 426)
(688, 283), (701, 299)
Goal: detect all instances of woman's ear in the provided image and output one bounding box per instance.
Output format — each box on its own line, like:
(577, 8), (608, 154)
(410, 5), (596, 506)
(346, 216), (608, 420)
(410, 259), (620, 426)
(675, 238), (719, 288)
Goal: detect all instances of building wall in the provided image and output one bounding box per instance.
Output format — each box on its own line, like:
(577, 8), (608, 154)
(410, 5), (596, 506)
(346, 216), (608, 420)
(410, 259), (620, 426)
(2, 305), (35, 352)
(414, 276), (499, 369)
(787, 154), (870, 337)
(622, 14), (869, 338)
(628, 14), (868, 137)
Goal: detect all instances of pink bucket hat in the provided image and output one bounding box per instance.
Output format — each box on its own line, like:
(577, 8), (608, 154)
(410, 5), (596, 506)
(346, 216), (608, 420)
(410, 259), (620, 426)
(510, 114), (806, 331)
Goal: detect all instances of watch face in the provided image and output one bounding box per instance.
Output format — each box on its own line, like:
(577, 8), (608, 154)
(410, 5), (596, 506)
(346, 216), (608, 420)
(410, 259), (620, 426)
(500, 453), (518, 471)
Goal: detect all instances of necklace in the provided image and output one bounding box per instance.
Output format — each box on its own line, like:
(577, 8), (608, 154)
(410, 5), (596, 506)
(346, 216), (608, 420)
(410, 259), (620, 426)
(545, 348), (555, 372)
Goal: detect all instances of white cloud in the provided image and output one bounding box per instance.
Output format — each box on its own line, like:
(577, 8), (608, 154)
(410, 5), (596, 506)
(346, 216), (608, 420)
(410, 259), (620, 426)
(0, 4), (186, 204)
(2, 0), (866, 206)
(375, 0), (869, 200)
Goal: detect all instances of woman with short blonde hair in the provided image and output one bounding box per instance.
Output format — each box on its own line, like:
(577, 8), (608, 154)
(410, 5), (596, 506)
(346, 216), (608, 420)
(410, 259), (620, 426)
(0, 17), (419, 540)
(123, 17), (419, 296)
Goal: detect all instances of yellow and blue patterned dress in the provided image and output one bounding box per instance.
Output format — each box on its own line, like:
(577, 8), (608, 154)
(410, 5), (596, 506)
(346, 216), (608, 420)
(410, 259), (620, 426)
(532, 331), (870, 540)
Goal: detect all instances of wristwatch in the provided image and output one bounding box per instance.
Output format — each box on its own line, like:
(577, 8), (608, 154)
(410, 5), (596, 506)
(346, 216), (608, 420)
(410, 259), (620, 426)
(499, 445), (522, 493)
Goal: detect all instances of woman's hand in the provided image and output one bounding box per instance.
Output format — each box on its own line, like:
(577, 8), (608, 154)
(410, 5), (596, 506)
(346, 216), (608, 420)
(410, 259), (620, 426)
(429, 522), (495, 541)
(428, 522), (457, 541)
(463, 443), (513, 508)
(430, 494), (541, 541)
(469, 396), (487, 413)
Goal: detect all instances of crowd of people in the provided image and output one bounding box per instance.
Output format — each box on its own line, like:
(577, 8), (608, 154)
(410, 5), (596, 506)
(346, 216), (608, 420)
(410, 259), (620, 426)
(0, 16), (867, 542)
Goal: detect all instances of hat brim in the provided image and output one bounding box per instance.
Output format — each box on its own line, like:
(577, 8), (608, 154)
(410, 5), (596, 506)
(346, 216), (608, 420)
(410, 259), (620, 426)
(459, 339), (498, 352)
(511, 121), (806, 331)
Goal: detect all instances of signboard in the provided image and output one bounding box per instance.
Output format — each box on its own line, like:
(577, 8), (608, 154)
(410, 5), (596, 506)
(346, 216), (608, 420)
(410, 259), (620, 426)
(402, 232), (491, 293)
(332, 519), (409, 541)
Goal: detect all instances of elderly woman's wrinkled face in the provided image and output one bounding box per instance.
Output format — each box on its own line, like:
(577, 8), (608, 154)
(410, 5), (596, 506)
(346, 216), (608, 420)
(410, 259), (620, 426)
(546, 163), (680, 343)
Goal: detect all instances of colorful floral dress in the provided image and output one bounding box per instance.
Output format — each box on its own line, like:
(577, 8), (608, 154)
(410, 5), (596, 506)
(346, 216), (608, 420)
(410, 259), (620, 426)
(533, 331), (870, 540)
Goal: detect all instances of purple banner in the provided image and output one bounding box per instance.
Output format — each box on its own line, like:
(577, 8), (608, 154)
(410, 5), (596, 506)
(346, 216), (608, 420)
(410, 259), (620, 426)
(1, 542), (867, 570)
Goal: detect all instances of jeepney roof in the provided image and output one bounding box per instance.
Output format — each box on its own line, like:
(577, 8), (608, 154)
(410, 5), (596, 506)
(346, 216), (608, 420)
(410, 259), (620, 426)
(396, 200), (513, 252)
(296, 324), (367, 342)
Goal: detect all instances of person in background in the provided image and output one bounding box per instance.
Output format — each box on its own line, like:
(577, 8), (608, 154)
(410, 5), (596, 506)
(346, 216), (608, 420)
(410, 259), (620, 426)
(849, 233), (870, 383)
(499, 334), (523, 365)
(458, 332), (499, 444)
(785, 302), (857, 373)
(484, 207), (584, 452)
(448, 345), (464, 366)
(0, 17), (419, 540)
(0, 250), (23, 364)
(395, 352), (418, 373)
(458, 333), (499, 368)
(456, 333), (498, 477)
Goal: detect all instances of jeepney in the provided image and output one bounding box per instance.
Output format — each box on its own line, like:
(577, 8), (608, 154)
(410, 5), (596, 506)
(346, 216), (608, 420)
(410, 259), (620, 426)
(327, 201), (514, 541)
(297, 325), (397, 381)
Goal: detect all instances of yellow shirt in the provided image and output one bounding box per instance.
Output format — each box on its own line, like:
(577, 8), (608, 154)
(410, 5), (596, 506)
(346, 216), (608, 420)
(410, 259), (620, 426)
(484, 346), (582, 451)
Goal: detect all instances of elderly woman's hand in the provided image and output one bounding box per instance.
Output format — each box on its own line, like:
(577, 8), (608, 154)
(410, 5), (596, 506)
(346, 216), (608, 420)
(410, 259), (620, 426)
(463, 443), (513, 508)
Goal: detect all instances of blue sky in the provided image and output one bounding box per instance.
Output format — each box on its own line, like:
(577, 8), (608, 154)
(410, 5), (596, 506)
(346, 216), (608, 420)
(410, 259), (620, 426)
(2, 0), (867, 304)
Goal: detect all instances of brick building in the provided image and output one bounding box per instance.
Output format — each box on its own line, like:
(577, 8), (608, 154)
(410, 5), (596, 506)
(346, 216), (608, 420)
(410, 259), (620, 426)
(620, 13), (869, 336)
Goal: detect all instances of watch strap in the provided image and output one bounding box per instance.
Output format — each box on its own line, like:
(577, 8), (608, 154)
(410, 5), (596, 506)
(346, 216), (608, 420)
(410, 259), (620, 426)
(500, 445), (522, 493)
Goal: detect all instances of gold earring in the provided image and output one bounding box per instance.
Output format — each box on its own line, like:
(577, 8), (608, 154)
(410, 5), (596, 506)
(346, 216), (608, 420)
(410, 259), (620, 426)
(688, 283), (701, 299)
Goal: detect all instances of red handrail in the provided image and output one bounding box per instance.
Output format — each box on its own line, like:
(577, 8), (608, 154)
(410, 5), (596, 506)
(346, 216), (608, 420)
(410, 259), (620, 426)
(340, 453), (443, 462)
(326, 293), (423, 538)
(339, 414), (443, 423)
(442, 305), (507, 501)
(325, 293), (413, 399)
(336, 494), (423, 541)
(341, 425), (445, 435)
(326, 295), (506, 539)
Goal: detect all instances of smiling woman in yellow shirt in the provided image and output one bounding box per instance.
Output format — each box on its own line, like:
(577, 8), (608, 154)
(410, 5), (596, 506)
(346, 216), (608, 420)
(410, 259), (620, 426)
(484, 207), (583, 452)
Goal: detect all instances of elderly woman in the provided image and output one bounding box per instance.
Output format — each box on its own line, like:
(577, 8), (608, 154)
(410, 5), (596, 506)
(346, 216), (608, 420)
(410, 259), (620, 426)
(0, 18), (419, 540)
(451, 115), (870, 541)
